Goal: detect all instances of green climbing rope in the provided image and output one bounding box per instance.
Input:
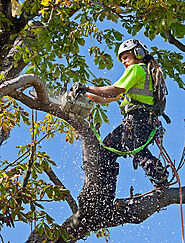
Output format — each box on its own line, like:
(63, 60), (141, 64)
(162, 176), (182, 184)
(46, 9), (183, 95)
(90, 123), (158, 156)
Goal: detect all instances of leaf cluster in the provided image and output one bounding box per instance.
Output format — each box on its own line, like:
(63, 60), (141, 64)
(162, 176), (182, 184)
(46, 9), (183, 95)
(88, 104), (109, 127)
(0, 163), (69, 242)
(0, 109), (80, 236)
(0, 147), (70, 241)
(9, 0), (184, 95)
(122, 0), (185, 40)
(96, 228), (111, 243)
(28, 114), (80, 144)
(35, 220), (72, 242)
(0, 97), (31, 136)
(10, 0), (125, 92)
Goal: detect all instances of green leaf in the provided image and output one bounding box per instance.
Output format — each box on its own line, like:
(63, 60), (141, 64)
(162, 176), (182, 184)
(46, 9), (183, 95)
(98, 59), (106, 70)
(38, 225), (44, 236)
(77, 38), (85, 46)
(113, 31), (123, 41)
(100, 110), (109, 124)
(52, 228), (59, 242)
(46, 214), (54, 225)
(94, 110), (102, 125)
(44, 224), (52, 240)
(31, 168), (38, 179)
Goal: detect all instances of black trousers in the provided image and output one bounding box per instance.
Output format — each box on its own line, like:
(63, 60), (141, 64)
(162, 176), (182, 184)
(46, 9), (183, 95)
(101, 109), (168, 186)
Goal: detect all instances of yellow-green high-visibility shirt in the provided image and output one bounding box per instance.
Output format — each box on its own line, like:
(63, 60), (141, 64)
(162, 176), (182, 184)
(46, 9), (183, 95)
(113, 63), (154, 113)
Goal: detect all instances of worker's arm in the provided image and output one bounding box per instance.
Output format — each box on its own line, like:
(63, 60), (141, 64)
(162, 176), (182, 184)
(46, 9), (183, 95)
(87, 85), (125, 98)
(86, 93), (122, 104)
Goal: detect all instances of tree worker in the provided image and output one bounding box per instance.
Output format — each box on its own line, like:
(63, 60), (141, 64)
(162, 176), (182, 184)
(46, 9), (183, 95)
(77, 39), (169, 188)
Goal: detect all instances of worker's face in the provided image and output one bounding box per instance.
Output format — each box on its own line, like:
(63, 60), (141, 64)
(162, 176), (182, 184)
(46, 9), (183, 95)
(120, 51), (137, 69)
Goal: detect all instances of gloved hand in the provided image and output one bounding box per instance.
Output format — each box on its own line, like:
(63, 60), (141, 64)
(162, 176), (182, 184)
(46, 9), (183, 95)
(69, 82), (89, 103)
(71, 82), (89, 95)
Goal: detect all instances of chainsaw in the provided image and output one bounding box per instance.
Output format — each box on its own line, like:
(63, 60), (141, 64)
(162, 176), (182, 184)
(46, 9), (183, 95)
(59, 82), (94, 118)
(30, 80), (94, 118)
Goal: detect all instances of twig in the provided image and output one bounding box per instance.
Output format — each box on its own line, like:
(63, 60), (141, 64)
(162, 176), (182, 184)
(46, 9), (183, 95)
(27, 5), (54, 31)
(69, 69), (94, 85)
(122, 181), (178, 201)
(36, 199), (53, 202)
(2, 151), (30, 171)
(164, 30), (185, 52)
(22, 144), (36, 189)
(47, 6), (54, 26)
(22, 107), (37, 189)
(177, 145), (185, 171)
(2, 127), (62, 171)
(0, 234), (5, 243)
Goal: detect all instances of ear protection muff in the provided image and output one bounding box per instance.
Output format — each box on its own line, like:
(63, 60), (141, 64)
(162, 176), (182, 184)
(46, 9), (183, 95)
(117, 39), (148, 62)
(133, 44), (146, 60)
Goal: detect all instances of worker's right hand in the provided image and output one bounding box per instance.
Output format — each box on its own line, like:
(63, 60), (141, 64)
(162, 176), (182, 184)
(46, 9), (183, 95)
(71, 82), (89, 95)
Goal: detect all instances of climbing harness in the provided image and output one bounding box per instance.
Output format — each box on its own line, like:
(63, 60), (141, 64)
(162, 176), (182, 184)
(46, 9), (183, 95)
(123, 96), (171, 124)
(90, 122), (158, 156)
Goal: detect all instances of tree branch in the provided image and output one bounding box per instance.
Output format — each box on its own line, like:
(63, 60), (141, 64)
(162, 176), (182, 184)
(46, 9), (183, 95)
(0, 35), (28, 80)
(10, 90), (45, 109)
(164, 30), (185, 52)
(0, 74), (49, 103)
(3, 74), (97, 143)
(112, 186), (185, 226)
(30, 186), (185, 243)
(0, 233), (5, 243)
(43, 165), (78, 214)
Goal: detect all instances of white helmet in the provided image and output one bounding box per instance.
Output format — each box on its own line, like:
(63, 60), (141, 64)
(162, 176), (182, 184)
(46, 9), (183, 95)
(117, 39), (148, 62)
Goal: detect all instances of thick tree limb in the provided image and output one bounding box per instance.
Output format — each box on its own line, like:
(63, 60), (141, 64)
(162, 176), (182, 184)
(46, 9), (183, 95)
(0, 74), (49, 103)
(26, 186), (185, 243)
(0, 0), (39, 51)
(164, 30), (185, 52)
(0, 0), (12, 20)
(60, 187), (185, 241)
(4, 75), (97, 143)
(0, 35), (28, 80)
(112, 186), (185, 226)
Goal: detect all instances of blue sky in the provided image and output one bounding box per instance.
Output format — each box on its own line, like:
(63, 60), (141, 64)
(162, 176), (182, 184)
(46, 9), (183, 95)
(0, 21), (185, 243)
